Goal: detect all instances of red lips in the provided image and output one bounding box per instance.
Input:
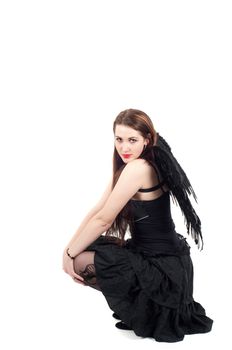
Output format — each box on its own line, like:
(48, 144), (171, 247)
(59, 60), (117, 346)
(122, 154), (132, 158)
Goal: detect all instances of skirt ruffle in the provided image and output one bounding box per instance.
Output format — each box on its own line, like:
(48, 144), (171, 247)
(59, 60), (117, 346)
(85, 235), (213, 342)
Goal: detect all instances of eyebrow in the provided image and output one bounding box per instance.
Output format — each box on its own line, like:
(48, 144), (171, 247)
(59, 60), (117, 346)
(115, 136), (139, 139)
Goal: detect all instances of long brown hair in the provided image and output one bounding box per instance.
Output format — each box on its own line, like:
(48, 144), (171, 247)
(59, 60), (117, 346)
(105, 108), (159, 244)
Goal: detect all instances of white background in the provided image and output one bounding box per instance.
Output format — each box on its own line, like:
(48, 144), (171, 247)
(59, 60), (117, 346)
(0, 1), (231, 349)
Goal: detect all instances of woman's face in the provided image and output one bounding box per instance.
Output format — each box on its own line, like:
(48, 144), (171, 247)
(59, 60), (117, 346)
(114, 124), (148, 163)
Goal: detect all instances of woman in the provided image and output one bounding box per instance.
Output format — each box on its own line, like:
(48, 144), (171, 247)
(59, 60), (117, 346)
(62, 108), (213, 342)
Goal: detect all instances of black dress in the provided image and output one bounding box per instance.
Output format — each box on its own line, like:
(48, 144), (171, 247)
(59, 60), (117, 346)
(84, 182), (213, 342)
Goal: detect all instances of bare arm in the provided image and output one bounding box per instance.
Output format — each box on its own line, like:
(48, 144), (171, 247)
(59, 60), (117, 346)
(64, 177), (113, 249)
(68, 159), (146, 257)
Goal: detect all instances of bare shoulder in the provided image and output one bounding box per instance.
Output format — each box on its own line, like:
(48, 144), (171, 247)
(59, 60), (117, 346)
(125, 158), (148, 172)
(126, 159), (152, 179)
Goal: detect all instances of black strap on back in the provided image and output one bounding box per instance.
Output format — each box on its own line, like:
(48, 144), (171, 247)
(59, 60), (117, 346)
(138, 180), (166, 192)
(138, 163), (165, 193)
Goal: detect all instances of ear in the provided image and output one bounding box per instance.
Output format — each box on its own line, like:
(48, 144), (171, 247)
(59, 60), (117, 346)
(145, 133), (151, 145)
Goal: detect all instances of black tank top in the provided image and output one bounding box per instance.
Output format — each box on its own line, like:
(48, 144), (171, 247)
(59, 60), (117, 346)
(128, 167), (189, 256)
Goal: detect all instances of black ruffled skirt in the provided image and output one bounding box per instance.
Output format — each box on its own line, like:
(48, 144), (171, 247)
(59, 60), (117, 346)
(85, 235), (213, 342)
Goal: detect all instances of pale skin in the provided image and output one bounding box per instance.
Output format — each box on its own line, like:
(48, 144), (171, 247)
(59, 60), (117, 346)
(62, 125), (167, 285)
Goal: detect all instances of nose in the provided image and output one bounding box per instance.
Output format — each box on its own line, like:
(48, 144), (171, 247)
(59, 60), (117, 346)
(121, 145), (131, 152)
(117, 140), (132, 153)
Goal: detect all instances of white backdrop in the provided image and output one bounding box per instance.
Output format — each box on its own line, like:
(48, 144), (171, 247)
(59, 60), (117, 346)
(0, 1), (231, 349)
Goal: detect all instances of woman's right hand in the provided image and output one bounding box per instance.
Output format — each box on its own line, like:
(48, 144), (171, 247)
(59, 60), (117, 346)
(62, 249), (86, 286)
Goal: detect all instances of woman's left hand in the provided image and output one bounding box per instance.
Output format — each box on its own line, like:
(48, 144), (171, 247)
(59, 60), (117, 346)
(62, 250), (86, 285)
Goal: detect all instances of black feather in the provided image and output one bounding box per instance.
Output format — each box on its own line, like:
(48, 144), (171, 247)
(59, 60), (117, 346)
(151, 134), (203, 250)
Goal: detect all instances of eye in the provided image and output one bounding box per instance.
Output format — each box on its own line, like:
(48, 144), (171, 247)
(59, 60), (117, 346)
(115, 138), (137, 143)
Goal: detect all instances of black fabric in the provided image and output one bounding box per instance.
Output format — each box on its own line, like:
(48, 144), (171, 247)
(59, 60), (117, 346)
(84, 191), (213, 342)
(138, 180), (165, 192)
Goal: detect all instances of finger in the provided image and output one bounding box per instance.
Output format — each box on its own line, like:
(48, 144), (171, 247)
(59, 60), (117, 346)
(72, 272), (84, 282)
(74, 280), (85, 285)
(72, 277), (86, 285)
(71, 261), (84, 281)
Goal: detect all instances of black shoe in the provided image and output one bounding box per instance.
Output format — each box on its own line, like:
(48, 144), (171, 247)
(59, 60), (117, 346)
(115, 321), (132, 330)
(112, 312), (121, 320)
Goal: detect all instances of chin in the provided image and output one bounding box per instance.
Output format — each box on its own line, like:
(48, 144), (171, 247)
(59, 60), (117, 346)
(125, 158), (134, 163)
(122, 158), (131, 163)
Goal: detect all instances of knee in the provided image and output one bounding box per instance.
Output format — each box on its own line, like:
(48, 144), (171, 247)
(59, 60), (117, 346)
(73, 251), (94, 274)
(73, 253), (85, 274)
(73, 251), (100, 291)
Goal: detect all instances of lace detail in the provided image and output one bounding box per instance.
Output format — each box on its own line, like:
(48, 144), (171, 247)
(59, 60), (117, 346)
(79, 263), (99, 290)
